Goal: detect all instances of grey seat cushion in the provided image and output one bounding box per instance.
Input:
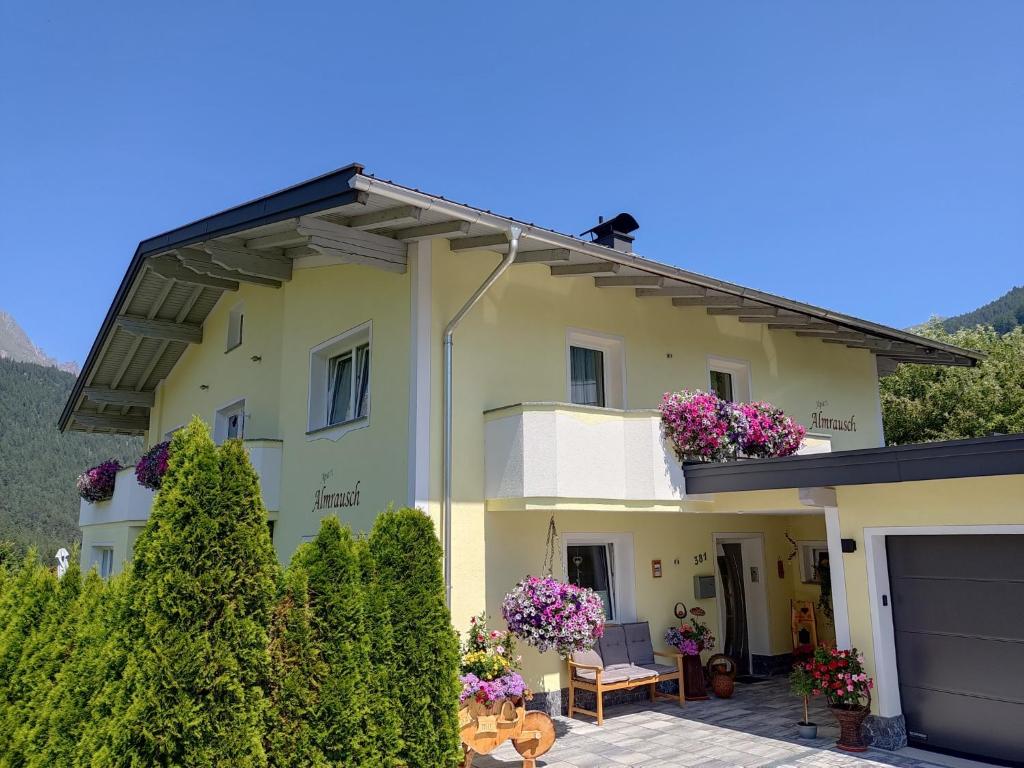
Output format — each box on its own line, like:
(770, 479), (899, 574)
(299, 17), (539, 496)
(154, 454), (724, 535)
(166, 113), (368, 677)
(621, 664), (660, 682)
(636, 662), (677, 676)
(571, 648), (604, 671)
(574, 665), (630, 683)
(597, 625), (630, 667)
(623, 621), (655, 665)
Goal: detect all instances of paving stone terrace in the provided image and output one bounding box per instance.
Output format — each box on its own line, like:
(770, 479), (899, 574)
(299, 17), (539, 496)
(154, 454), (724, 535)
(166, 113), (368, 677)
(472, 677), (954, 768)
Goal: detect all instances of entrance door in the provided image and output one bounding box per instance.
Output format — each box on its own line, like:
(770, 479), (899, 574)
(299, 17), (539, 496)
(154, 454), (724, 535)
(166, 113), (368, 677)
(718, 543), (750, 675)
(887, 535), (1024, 765)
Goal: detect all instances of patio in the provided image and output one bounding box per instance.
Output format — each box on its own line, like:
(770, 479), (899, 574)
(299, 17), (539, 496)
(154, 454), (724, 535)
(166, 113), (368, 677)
(473, 677), (955, 768)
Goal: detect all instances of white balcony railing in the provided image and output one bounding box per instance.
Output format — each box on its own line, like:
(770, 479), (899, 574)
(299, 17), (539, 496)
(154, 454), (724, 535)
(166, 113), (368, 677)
(79, 439), (284, 527)
(484, 403), (831, 507)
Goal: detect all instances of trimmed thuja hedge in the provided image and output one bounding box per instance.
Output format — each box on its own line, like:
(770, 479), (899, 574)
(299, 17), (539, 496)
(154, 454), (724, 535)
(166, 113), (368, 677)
(0, 417), (461, 768)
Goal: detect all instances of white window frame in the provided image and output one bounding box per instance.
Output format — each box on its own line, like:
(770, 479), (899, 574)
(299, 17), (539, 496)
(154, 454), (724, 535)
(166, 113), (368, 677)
(562, 531), (636, 622)
(214, 398), (246, 444)
(307, 321), (372, 441)
(565, 328), (626, 409)
(226, 303), (244, 352)
(707, 355), (751, 402)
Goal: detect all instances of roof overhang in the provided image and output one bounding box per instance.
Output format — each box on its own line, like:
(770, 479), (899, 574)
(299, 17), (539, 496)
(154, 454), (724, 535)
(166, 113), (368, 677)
(683, 434), (1024, 495)
(61, 164), (985, 435)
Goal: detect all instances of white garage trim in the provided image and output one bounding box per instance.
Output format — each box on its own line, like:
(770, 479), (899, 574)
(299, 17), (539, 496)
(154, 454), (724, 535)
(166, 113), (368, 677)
(863, 524), (1024, 718)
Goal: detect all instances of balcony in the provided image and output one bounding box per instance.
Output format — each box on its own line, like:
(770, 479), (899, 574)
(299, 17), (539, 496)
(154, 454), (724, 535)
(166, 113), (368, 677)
(79, 439), (284, 527)
(484, 403), (831, 510)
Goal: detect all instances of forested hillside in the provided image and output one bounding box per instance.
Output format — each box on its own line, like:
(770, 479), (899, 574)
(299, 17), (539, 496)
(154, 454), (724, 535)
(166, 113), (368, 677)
(941, 285), (1024, 334)
(0, 359), (140, 558)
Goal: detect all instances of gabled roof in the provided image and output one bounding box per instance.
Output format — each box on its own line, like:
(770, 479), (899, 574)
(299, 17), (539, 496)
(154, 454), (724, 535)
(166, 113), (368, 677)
(60, 164), (984, 435)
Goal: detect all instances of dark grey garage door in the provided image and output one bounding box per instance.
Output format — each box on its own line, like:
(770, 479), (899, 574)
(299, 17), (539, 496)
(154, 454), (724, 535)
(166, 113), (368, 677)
(888, 535), (1024, 765)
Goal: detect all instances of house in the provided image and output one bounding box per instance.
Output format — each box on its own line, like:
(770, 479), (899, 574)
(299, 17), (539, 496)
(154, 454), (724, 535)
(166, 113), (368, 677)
(60, 164), (1023, 763)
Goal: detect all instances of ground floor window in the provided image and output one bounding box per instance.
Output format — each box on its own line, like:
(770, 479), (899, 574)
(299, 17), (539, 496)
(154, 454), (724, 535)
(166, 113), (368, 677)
(94, 547), (114, 579)
(562, 532), (636, 623)
(567, 543), (616, 620)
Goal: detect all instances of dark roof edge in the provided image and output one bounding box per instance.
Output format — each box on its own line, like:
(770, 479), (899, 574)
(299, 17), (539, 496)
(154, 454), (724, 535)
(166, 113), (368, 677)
(683, 433), (1024, 495)
(58, 163), (365, 432)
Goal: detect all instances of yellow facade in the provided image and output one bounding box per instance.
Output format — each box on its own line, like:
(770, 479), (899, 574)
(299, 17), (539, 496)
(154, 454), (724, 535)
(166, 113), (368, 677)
(90, 240), (901, 696)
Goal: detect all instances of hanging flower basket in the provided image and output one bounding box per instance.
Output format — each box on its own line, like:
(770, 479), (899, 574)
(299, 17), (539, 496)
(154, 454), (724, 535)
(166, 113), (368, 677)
(502, 575), (605, 657)
(736, 401), (806, 459)
(76, 459), (122, 503)
(135, 441), (171, 491)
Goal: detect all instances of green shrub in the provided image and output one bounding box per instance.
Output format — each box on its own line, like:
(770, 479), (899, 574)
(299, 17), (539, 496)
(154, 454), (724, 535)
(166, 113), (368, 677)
(266, 567), (328, 768)
(106, 417), (278, 766)
(368, 508), (461, 768)
(295, 517), (379, 766)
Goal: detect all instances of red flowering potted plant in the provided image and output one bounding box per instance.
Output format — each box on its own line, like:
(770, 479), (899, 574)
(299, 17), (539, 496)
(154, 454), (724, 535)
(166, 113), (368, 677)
(807, 646), (874, 751)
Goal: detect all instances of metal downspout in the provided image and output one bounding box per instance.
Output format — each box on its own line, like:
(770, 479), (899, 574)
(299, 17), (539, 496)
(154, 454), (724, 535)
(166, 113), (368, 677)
(442, 225), (522, 607)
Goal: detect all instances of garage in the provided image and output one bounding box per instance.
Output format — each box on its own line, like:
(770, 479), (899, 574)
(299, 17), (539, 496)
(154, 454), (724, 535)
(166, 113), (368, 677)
(888, 534), (1024, 765)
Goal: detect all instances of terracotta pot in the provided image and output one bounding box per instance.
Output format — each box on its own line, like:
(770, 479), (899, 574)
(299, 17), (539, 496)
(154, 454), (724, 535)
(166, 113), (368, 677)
(706, 654), (737, 699)
(831, 704), (870, 752)
(682, 654), (708, 700)
(711, 674), (734, 699)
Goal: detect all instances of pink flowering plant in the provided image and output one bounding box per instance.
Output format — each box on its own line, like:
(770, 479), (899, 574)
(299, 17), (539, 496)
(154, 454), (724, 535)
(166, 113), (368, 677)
(660, 390), (805, 462)
(804, 646), (873, 709)
(737, 402), (806, 459)
(134, 440), (171, 491)
(665, 614), (715, 657)
(76, 459), (122, 503)
(502, 575), (605, 657)
(459, 613), (530, 705)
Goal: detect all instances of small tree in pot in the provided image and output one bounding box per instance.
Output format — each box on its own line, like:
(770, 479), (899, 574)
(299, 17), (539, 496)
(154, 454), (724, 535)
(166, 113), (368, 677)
(789, 663), (818, 739)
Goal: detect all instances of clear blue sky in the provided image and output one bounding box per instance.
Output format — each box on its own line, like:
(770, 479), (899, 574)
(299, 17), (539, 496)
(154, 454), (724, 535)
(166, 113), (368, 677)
(1, 2), (1021, 365)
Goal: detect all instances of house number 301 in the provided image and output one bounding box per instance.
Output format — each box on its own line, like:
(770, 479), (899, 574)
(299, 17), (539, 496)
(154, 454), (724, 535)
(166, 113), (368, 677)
(693, 552), (708, 566)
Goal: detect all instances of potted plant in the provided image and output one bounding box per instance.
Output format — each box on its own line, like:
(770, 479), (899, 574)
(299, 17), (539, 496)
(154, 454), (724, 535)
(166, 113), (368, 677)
(789, 662), (818, 739)
(807, 646), (874, 751)
(665, 608), (716, 700)
(76, 459), (122, 503)
(502, 575), (605, 656)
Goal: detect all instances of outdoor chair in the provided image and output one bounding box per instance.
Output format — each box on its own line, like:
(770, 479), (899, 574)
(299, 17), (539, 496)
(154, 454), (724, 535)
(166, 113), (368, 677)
(567, 621), (684, 725)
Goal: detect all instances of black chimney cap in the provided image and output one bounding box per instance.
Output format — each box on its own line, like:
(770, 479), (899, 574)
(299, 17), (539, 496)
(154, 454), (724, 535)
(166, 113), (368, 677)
(580, 212), (640, 240)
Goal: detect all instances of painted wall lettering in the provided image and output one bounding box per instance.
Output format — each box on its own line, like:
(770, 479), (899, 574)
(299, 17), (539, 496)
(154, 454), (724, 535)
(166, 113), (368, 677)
(311, 469), (361, 514)
(810, 400), (856, 432)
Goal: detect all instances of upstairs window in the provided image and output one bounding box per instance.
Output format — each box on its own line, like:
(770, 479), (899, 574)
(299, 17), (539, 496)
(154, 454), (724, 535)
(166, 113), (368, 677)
(308, 322), (372, 436)
(226, 304), (244, 352)
(214, 400), (246, 443)
(708, 356), (751, 403)
(570, 346), (605, 407)
(566, 329), (625, 409)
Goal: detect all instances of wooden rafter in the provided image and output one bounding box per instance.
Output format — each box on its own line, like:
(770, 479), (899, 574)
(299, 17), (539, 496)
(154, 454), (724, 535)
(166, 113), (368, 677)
(173, 248), (283, 288)
(594, 275), (664, 288)
(115, 316), (203, 344)
(148, 255), (240, 291)
(337, 204), (423, 230)
(636, 285), (707, 298)
(672, 292), (743, 307)
(296, 216), (408, 273)
(514, 248), (572, 264)
(550, 262), (620, 277)
(73, 412), (149, 432)
(449, 233), (510, 252)
(205, 241), (293, 281)
(83, 387), (155, 407)
(392, 220), (471, 241)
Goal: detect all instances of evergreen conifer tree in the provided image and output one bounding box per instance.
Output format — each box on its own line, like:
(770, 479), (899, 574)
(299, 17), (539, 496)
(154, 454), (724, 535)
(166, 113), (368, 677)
(368, 508), (461, 768)
(295, 517), (378, 766)
(356, 537), (402, 767)
(266, 566), (328, 768)
(106, 418), (277, 766)
(0, 557), (82, 767)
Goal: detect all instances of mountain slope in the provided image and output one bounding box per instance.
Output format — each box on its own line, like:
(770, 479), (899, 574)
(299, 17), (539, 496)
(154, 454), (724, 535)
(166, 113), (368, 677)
(0, 358), (140, 558)
(0, 310), (79, 373)
(941, 285), (1024, 334)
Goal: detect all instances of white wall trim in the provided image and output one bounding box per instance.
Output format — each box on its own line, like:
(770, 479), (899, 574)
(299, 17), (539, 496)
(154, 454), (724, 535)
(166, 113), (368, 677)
(863, 523), (1024, 718)
(562, 531), (637, 623)
(407, 240), (432, 510)
(712, 531), (771, 667)
(824, 506), (852, 649)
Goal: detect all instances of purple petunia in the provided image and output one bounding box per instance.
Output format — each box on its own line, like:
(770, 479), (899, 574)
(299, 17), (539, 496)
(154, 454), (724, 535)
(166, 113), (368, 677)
(76, 460), (122, 504)
(502, 575), (605, 657)
(135, 441), (171, 491)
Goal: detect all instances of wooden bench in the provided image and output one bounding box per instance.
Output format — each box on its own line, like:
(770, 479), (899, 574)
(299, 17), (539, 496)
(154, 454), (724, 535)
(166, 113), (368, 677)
(567, 622), (685, 725)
